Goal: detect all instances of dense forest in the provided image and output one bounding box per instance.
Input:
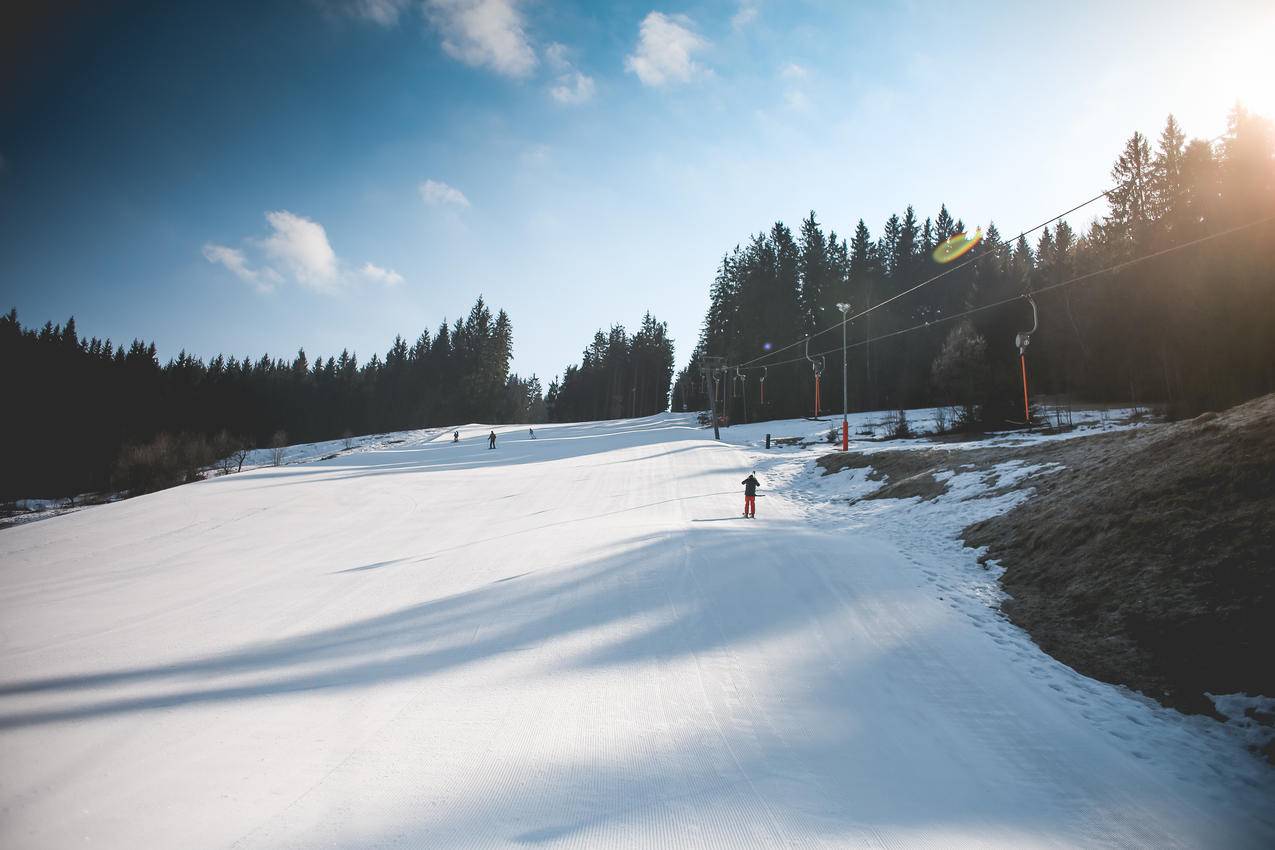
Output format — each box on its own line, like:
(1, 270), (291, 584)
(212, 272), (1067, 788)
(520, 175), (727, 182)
(675, 106), (1275, 427)
(545, 312), (676, 422)
(1, 297), (545, 498)
(6, 107), (1271, 498)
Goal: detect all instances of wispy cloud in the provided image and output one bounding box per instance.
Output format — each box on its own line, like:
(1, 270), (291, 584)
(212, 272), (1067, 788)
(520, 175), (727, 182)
(783, 89), (810, 110)
(359, 261), (405, 286)
(625, 12), (708, 87)
(420, 178), (471, 207)
(330, 0), (536, 78)
(731, 1), (759, 30)
(545, 42), (596, 105)
(338, 0), (412, 26)
(203, 211), (402, 295)
(424, 0), (537, 78)
(780, 63), (811, 110)
(202, 244), (283, 294)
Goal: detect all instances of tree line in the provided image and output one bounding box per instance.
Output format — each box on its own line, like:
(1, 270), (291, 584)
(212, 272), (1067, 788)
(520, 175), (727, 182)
(1, 296), (545, 498)
(545, 312), (676, 422)
(676, 105), (1275, 427)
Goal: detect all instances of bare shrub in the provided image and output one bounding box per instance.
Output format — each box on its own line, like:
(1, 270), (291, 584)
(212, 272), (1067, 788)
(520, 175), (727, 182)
(114, 432), (214, 494)
(213, 431), (251, 475)
(342, 430), (354, 450)
(883, 409), (912, 440)
(177, 433), (211, 482)
(270, 430), (288, 466)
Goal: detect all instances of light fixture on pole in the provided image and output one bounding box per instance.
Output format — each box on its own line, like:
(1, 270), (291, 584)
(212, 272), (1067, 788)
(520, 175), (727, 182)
(836, 302), (851, 450)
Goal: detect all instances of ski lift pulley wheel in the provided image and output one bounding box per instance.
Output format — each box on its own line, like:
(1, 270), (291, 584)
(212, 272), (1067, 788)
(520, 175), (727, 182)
(1016, 294), (1039, 356)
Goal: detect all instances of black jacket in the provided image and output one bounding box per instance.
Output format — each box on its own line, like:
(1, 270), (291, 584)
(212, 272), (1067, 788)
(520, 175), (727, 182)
(742, 475), (759, 497)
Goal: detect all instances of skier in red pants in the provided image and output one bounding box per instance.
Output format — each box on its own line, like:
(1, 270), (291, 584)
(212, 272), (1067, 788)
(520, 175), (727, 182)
(742, 472), (760, 518)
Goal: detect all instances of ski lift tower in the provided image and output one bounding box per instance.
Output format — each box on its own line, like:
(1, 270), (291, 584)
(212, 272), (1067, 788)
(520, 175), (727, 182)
(836, 302), (851, 450)
(1015, 295), (1038, 426)
(701, 355), (725, 440)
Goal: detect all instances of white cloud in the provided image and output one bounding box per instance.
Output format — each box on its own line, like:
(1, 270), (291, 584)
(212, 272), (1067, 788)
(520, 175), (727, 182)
(360, 261), (405, 286)
(625, 12), (708, 87)
(544, 41), (569, 71)
(420, 178), (471, 207)
(732, 1), (759, 30)
(203, 211), (399, 295)
(551, 72), (595, 104)
(340, 0), (412, 26)
(780, 62), (807, 79)
(202, 243), (282, 294)
(260, 210), (340, 292)
(545, 42), (595, 105)
(424, 0), (537, 78)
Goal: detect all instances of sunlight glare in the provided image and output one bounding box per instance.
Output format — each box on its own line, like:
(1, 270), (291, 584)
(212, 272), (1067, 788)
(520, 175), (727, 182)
(933, 227), (983, 264)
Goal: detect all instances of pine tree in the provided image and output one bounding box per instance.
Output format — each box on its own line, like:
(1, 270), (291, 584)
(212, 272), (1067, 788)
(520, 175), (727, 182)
(1106, 131), (1155, 253)
(1152, 114), (1187, 236)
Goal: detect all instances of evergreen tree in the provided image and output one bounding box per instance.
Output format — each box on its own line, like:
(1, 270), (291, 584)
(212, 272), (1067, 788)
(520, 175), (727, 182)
(0, 296), (529, 499)
(1107, 131), (1155, 253)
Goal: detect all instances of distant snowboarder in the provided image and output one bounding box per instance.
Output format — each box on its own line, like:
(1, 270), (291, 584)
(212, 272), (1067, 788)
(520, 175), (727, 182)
(488, 430), (497, 450)
(742, 472), (760, 518)
(529, 428), (536, 439)
(453, 430), (460, 443)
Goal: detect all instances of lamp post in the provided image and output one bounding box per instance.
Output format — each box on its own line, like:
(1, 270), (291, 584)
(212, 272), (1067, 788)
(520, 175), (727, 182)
(836, 302), (851, 450)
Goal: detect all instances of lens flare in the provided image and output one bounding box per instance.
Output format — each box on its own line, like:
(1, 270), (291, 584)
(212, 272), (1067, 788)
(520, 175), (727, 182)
(762, 341), (773, 351)
(933, 227), (982, 264)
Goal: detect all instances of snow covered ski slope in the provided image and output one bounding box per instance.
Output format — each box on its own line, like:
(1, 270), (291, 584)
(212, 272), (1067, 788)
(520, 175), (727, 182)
(1, 414), (1272, 848)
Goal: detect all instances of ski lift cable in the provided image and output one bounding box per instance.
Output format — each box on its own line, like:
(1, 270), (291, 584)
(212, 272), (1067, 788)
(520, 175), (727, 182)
(728, 132), (1231, 372)
(730, 211), (1275, 372)
(730, 189), (1111, 370)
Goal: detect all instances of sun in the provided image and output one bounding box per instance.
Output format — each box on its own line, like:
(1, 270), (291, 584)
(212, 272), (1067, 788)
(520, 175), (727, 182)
(1184, 17), (1275, 127)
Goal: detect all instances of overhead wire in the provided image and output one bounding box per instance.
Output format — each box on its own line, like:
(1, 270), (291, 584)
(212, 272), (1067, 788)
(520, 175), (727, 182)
(729, 189), (1110, 370)
(728, 132), (1231, 372)
(728, 211), (1275, 373)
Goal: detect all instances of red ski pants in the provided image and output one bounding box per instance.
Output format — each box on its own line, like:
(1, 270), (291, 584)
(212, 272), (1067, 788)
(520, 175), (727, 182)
(744, 495), (756, 517)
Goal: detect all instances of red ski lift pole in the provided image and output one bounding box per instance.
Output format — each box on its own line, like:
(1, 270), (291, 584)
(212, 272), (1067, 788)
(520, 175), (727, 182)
(815, 357), (825, 418)
(1020, 354), (1030, 424)
(805, 337), (824, 419)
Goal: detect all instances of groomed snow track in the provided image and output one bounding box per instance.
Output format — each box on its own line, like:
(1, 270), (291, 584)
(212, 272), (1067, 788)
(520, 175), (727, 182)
(1, 414), (1271, 848)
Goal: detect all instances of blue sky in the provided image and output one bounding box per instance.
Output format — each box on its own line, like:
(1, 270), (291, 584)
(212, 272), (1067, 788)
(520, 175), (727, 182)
(2, 0), (1271, 383)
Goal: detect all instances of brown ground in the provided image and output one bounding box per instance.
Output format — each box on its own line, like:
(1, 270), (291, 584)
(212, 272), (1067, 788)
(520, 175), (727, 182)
(818, 396), (1275, 736)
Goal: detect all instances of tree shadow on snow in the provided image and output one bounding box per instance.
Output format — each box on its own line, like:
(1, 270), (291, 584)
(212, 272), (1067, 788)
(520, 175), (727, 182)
(0, 527), (838, 730)
(3, 524), (1269, 847)
(211, 415), (714, 491)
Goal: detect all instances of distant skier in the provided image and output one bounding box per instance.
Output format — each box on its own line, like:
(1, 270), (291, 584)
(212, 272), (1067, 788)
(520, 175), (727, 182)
(488, 430), (497, 450)
(741, 472), (760, 518)
(529, 428), (536, 440)
(453, 430), (459, 443)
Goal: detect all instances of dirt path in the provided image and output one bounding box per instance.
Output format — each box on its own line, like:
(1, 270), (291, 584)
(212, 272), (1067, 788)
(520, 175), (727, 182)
(820, 396), (1274, 749)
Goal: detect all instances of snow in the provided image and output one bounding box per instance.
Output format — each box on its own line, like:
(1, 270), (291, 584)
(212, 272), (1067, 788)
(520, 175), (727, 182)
(714, 405), (1146, 453)
(1, 413), (1271, 848)
(236, 427), (445, 471)
(1210, 693), (1275, 754)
